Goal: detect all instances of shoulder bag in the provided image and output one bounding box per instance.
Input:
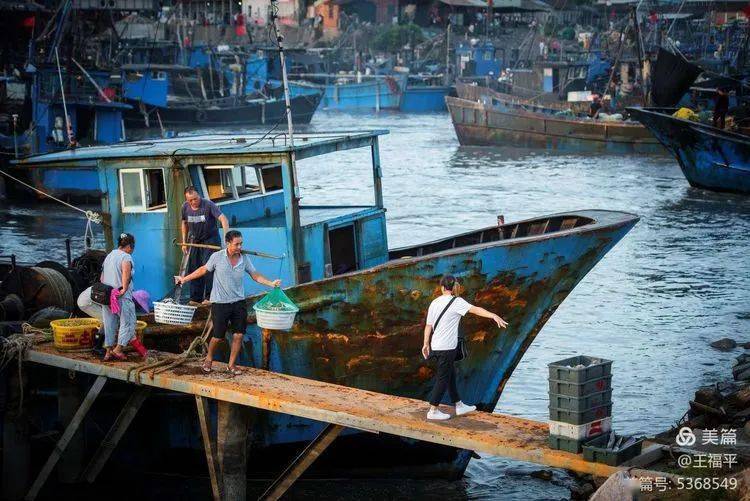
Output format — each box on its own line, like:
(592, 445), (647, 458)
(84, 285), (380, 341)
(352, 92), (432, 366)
(90, 282), (114, 307)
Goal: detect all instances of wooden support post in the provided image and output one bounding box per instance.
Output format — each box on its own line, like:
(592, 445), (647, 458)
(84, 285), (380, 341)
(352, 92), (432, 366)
(217, 401), (253, 501)
(57, 372), (85, 483)
(82, 386), (151, 483)
(2, 367), (31, 501)
(260, 424), (344, 501)
(371, 138), (383, 209)
(25, 375), (107, 501)
(195, 396), (221, 501)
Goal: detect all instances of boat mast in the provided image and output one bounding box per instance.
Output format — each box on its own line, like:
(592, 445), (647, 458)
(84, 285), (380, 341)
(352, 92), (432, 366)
(270, 0), (295, 148)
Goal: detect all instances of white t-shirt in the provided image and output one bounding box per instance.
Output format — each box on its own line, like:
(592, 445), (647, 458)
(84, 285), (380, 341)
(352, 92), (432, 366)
(426, 295), (472, 351)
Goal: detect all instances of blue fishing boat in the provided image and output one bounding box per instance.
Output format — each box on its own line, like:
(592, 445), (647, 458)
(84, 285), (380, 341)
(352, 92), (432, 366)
(2, 68), (131, 199)
(400, 75), (452, 112)
(119, 64), (323, 129)
(629, 107), (750, 194)
(288, 73), (408, 111)
(11, 132), (638, 476)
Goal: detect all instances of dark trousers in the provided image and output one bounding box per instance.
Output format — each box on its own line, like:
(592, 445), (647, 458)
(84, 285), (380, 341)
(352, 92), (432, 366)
(429, 349), (460, 406)
(188, 245), (215, 302)
(713, 111), (727, 129)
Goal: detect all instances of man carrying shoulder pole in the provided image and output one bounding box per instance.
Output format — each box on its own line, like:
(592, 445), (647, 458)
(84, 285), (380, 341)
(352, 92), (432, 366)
(175, 230), (281, 375)
(181, 186), (230, 304)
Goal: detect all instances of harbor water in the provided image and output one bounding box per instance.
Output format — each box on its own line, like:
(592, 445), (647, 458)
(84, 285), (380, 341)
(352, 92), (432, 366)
(2, 111), (750, 499)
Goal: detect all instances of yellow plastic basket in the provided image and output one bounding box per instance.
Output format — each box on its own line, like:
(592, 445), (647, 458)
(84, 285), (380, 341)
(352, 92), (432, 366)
(51, 318), (100, 351)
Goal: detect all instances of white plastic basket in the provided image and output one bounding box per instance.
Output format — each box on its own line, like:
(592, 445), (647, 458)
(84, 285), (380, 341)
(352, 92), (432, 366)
(549, 417), (611, 440)
(153, 300), (198, 325)
(253, 306), (298, 330)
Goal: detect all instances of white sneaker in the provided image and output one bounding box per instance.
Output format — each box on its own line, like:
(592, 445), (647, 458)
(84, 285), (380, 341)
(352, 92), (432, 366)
(426, 408), (451, 421)
(455, 401), (477, 416)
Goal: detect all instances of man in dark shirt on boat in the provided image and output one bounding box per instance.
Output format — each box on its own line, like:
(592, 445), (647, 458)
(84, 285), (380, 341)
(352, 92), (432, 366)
(713, 88), (729, 129)
(181, 186), (230, 304)
(589, 94), (603, 119)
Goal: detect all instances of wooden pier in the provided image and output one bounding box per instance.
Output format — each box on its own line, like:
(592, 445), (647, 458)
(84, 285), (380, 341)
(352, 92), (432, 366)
(16, 344), (651, 500)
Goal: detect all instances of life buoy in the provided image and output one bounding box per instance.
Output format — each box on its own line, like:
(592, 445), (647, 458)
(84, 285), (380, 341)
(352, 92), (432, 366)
(195, 109), (208, 122)
(385, 76), (400, 94)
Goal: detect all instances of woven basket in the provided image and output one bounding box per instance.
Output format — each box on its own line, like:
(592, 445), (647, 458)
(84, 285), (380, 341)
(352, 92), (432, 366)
(254, 308), (297, 330)
(153, 301), (197, 325)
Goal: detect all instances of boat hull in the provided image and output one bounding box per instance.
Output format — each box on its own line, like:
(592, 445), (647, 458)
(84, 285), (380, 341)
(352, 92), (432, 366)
(628, 107), (750, 194)
(289, 75), (407, 111)
(123, 91), (322, 128)
(447, 96), (663, 154)
(166, 210), (635, 477)
(400, 86), (451, 112)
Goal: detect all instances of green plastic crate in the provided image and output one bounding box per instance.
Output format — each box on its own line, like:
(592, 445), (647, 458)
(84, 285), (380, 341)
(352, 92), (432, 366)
(549, 433), (603, 454)
(548, 356), (612, 384)
(549, 390), (612, 412)
(548, 376), (612, 397)
(582, 434), (643, 466)
(549, 403), (612, 425)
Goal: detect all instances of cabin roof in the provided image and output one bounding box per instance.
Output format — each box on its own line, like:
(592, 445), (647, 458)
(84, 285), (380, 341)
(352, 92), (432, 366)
(13, 131), (389, 166)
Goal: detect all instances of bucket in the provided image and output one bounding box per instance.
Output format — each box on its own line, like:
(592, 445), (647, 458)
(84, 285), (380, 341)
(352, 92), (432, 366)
(252, 287), (299, 331)
(51, 318), (100, 351)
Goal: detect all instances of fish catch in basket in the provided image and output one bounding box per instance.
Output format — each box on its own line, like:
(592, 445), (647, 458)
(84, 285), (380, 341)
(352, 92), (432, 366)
(253, 287), (299, 330)
(154, 298), (198, 325)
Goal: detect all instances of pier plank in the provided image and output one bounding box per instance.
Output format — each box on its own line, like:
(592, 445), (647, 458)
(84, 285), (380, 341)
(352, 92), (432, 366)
(26, 345), (620, 477)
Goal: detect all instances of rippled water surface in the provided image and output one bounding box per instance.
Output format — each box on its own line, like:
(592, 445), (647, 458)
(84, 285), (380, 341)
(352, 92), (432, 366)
(2, 111), (750, 499)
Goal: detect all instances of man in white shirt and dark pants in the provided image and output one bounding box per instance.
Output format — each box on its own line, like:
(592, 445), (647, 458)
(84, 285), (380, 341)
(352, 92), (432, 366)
(422, 275), (508, 420)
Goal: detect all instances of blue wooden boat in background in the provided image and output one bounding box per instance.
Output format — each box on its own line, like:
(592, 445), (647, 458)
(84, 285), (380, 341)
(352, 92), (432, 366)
(2, 68), (131, 199)
(288, 73), (408, 111)
(400, 75), (451, 112)
(13, 131), (638, 477)
(629, 107), (750, 194)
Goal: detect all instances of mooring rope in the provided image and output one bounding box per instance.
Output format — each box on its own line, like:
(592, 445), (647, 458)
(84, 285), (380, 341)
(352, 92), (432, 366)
(0, 169), (103, 225)
(126, 311), (214, 383)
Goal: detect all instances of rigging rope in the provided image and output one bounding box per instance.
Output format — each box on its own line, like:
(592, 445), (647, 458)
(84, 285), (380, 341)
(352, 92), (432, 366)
(0, 169), (103, 225)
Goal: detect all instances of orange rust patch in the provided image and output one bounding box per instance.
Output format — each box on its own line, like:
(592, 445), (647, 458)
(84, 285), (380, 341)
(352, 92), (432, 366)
(325, 333), (349, 343)
(346, 355), (374, 370)
(471, 330), (488, 343)
(417, 366), (433, 380)
(474, 283), (527, 310)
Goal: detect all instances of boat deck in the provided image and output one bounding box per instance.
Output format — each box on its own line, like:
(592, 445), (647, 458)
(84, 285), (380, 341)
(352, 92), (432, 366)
(25, 343), (621, 477)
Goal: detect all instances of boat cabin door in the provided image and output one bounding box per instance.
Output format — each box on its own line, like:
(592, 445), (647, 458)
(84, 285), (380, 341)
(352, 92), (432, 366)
(327, 223), (358, 276)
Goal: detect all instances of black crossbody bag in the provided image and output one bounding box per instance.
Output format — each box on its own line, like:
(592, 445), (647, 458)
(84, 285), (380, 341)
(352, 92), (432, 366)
(90, 282), (114, 307)
(429, 296), (468, 362)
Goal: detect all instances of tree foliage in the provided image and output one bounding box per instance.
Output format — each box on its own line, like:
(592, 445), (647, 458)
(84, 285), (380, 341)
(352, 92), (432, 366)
(372, 23), (425, 53)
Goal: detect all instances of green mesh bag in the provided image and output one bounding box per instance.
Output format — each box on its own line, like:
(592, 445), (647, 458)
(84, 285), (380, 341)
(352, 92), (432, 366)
(253, 287), (299, 313)
(253, 287), (299, 330)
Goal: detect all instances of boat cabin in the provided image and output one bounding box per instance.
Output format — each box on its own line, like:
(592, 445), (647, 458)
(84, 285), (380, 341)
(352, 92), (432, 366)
(32, 68), (130, 154)
(12, 131), (389, 300)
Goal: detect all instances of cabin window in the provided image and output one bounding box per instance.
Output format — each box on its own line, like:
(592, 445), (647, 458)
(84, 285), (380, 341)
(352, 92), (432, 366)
(200, 164), (281, 204)
(119, 168), (167, 213)
(260, 164), (283, 192)
(233, 166), (262, 196)
(125, 71), (142, 83)
(203, 166), (235, 202)
(151, 71), (167, 80)
(483, 50), (493, 61)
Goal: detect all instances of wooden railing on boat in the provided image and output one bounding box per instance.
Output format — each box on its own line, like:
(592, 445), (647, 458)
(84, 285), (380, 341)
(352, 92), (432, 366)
(389, 215), (592, 259)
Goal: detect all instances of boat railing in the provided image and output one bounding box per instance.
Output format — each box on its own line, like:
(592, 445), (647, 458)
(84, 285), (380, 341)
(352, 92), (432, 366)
(389, 215), (593, 259)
